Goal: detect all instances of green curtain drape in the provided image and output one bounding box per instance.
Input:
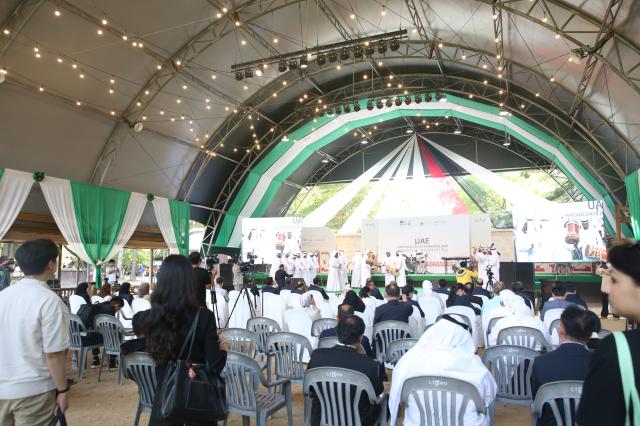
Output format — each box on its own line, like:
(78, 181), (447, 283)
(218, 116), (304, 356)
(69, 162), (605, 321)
(0, 168), (4, 180)
(625, 170), (640, 238)
(169, 199), (190, 256)
(71, 181), (131, 287)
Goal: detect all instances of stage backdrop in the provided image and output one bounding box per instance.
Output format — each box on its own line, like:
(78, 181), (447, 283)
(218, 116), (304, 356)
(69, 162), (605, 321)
(513, 200), (607, 263)
(241, 217), (302, 263)
(301, 226), (336, 253)
(362, 214), (489, 273)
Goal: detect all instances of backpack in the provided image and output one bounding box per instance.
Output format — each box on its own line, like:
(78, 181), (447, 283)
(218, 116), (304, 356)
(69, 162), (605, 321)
(77, 303), (106, 329)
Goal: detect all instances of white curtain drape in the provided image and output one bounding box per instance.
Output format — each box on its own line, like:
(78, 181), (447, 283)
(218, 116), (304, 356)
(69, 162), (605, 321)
(0, 169), (34, 240)
(105, 192), (147, 260)
(152, 196), (179, 254)
(39, 176), (93, 264)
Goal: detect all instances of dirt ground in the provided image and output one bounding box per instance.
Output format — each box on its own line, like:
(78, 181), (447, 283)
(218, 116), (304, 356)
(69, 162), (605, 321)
(64, 311), (626, 425)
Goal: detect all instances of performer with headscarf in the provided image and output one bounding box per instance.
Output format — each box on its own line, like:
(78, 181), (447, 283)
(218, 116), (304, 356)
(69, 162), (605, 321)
(488, 290), (551, 348)
(309, 251), (319, 283)
(383, 251), (396, 285)
(269, 253), (282, 280)
(283, 252), (295, 276)
(351, 251), (363, 289)
(338, 250), (348, 287)
(326, 251), (341, 292)
(395, 251), (407, 287)
(389, 318), (497, 425)
(360, 249), (374, 288)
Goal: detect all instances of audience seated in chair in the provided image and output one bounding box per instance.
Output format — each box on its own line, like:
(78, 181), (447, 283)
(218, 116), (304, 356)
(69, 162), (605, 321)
(120, 311), (149, 358)
(291, 280), (306, 295)
(97, 282), (112, 299)
(299, 293), (321, 322)
(434, 278), (449, 295)
(447, 284), (481, 315)
(541, 283), (577, 321)
(307, 277), (329, 300)
(79, 296), (125, 369)
(364, 278), (384, 300)
(530, 306), (600, 426)
(75, 282), (92, 304)
(343, 289), (366, 313)
(118, 282), (134, 306)
(481, 281), (505, 316)
(488, 291), (551, 348)
(136, 282), (151, 301)
(389, 315), (497, 425)
(374, 283), (413, 325)
(261, 277), (280, 295)
(512, 280), (535, 312)
(307, 315), (384, 426)
(473, 278), (492, 298)
(401, 285), (424, 318)
(564, 284), (588, 310)
(319, 304), (374, 358)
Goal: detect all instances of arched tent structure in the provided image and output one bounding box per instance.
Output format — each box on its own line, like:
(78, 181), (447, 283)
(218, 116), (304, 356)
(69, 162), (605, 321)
(0, 0), (638, 247)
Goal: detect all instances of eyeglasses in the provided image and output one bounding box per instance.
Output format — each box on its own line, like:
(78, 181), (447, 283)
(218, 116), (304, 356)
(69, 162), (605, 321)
(439, 314), (471, 334)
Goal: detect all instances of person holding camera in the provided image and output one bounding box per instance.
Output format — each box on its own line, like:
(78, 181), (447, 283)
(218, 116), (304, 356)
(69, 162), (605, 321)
(0, 256), (14, 291)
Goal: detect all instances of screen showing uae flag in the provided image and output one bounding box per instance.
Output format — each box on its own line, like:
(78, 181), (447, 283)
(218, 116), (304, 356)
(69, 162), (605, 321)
(513, 200), (607, 262)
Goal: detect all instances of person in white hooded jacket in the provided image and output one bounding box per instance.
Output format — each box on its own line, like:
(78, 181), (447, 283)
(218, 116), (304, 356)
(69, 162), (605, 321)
(389, 317), (497, 425)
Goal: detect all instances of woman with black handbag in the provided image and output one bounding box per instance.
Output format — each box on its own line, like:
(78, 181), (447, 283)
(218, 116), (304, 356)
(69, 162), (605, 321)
(146, 255), (228, 425)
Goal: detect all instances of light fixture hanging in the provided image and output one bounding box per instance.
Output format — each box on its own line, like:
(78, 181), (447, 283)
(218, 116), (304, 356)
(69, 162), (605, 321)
(328, 50), (338, 62)
(317, 52), (326, 65)
(288, 59), (298, 70)
(235, 70), (244, 81)
(299, 55), (308, 68)
(340, 47), (350, 60)
(278, 60), (287, 72)
(378, 40), (387, 54)
(390, 38), (400, 51)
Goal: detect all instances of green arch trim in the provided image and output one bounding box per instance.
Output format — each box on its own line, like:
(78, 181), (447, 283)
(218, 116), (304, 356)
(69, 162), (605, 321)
(213, 93), (623, 247)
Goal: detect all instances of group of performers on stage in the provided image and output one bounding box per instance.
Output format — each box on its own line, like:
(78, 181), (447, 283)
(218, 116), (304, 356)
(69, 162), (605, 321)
(268, 251), (319, 288)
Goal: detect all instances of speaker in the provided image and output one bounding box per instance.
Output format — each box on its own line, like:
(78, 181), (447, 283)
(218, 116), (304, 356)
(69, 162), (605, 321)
(499, 262), (535, 290)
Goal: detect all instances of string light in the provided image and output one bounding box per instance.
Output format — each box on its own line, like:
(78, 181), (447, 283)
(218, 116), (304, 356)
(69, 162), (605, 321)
(156, 64), (162, 70)
(76, 101), (81, 106)
(72, 63), (77, 69)
(3, 29), (10, 35)
(160, 110), (165, 115)
(54, 10), (61, 17)
(381, 5), (387, 16)
(122, 34), (128, 41)
(182, 84), (187, 90)
(57, 57), (63, 63)
(273, 36), (278, 43)
(108, 88), (114, 94)
(38, 86), (44, 92)
(79, 73), (85, 79)
(211, 74), (216, 79)
(97, 29), (103, 35)
(110, 111), (115, 116)
(555, 33), (560, 39)
(144, 90), (150, 95)
(101, 18), (108, 25)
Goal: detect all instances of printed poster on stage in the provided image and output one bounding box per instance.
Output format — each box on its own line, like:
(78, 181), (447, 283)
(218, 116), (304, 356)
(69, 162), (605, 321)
(363, 215), (475, 274)
(513, 200), (607, 262)
(241, 217), (302, 264)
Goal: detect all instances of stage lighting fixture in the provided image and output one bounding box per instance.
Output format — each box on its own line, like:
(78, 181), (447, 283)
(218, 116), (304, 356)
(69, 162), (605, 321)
(376, 99), (383, 109)
(453, 128), (462, 134)
(378, 40), (387, 54)
(328, 49), (338, 62)
(499, 109), (509, 116)
(435, 92), (443, 102)
(317, 52), (327, 65)
(365, 44), (375, 55)
(235, 71), (244, 81)
(255, 68), (263, 77)
(300, 56), (308, 69)
(344, 104), (351, 113)
(353, 45), (363, 59)
(394, 97), (402, 106)
(244, 69), (253, 79)
(414, 95), (422, 104)
(390, 38), (400, 51)
(367, 100), (374, 110)
(288, 59), (298, 70)
(133, 122), (144, 133)
(404, 96), (412, 105)
(386, 98), (393, 107)
(278, 60), (287, 72)
(340, 47), (350, 60)
(438, 92), (447, 103)
(354, 103), (361, 112)
(424, 93), (432, 102)
(335, 106), (342, 114)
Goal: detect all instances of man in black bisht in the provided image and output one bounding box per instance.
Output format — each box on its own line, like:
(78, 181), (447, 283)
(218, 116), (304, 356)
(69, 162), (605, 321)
(189, 251), (212, 308)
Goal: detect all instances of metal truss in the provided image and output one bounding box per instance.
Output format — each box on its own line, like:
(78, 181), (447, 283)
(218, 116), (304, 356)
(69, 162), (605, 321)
(568, 0), (624, 119)
(404, 0), (444, 77)
(477, 0), (640, 97)
(0, 0), (45, 57)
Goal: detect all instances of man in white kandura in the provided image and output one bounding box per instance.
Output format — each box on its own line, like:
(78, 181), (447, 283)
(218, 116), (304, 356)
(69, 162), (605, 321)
(309, 252), (319, 284)
(473, 246), (490, 284)
(516, 219), (535, 261)
(293, 253), (304, 281)
(360, 249), (374, 288)
(301, 252), (312, 286)
(283, 252), (295, 276)
(326, 251), (341, 292)
(389, 317), (497, 425)
(383, 251), (396, 285)
(269, 253), (282, 280)
(338, 250), (348, 287)
(232, 258), (243, 291)
(395, 251), (407, 287)
(488, 290), (550, 349)
(350, 251), (362, 289)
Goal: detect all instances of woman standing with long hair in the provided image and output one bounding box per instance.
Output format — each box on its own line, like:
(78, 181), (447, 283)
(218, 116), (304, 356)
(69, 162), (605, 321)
(146, 255), (228, 426)
(577, 241), (640, 426)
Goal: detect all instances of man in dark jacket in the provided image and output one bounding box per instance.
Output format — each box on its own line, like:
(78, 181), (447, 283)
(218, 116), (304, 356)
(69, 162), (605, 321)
(374, 283), (413, 324)
(274, 264), (292, 287)
(530, 307), (598, 426)
(308, 277), (329, 300)
(433, 278), (449, 295)
(564, 284), (588, 310)
(401, 285), (424, 317)
(307, 315), (384, 426)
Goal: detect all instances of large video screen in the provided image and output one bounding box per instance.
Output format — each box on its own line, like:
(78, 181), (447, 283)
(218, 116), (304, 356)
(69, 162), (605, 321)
(241, 217), (302, 264)
(513, 201), (607, 262)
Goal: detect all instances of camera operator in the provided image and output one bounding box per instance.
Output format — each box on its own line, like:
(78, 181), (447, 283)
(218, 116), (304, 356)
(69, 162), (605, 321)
(189, 252), (211, 308)
(0, 256), (15, 291)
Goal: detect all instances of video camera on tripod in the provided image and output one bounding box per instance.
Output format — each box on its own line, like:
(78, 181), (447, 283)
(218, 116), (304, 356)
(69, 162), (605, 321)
(240, 254), (257, 272)
(205, 254), (219, 272)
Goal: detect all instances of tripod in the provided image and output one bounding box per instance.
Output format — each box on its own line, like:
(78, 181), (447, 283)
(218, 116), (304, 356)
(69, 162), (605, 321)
(224, 284), (257, 328)
(485, 266), (495, 292)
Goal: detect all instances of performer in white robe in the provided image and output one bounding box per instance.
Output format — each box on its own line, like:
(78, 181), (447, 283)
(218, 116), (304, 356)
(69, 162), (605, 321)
(309, 252), (319, 283)
(292, 254), (304, 280)
(389, 318), (497, 426)
(395, 252), (407, 287)
(326, 251), (341, 292)
(282, 253), (294, 276)
(360, 249), (373, 288)
(473, 247), (490, 284)
(301, 252), (312, 285)
(383, 252), (396, 285)
(338, 250), (348, 287)
(350, 251), (363, 288)
(488, 291), (551, 349)
(284, 232), (299, 256)
(269, 253), (282, 280)
(515, 220), (535, 261)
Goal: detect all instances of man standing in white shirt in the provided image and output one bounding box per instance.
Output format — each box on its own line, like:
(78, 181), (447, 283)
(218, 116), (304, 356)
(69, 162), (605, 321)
(0, 239), (70, 425)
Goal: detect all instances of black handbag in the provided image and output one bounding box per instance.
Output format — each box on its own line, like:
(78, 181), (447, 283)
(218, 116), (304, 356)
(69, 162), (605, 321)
(49, 408), (67, 426)
(159, 310), (227, 422)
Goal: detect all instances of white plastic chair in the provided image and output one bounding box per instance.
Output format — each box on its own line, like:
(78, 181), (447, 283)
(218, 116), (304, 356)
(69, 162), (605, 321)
(328, 297), (341, 317)
(317, 300), (335, 319)
(227, 292), (253, 329)
(91, 295), (104, 304)
(69, 295), (87, 314)
(543, 308), (565, 346)
(306, 290), (325, 307)
(283, 310), (315, 356)
(279, 289), (291, 303)
(436, 293), (449, 306)
(287, 293), (302, 309)
(119, 299), (134, 329)
(131, 298), (151, 313)
(409, 306), (426, 338)
(418, 296), (444, 326)
(446, 306), (484, 347)
(214, 297), (229, 329)
(260, 292), (285, 330)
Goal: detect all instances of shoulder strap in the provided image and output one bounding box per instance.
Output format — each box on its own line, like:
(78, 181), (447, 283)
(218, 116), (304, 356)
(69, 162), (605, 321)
(178, 310), (201, 360)
(613, 331), (640, 426)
